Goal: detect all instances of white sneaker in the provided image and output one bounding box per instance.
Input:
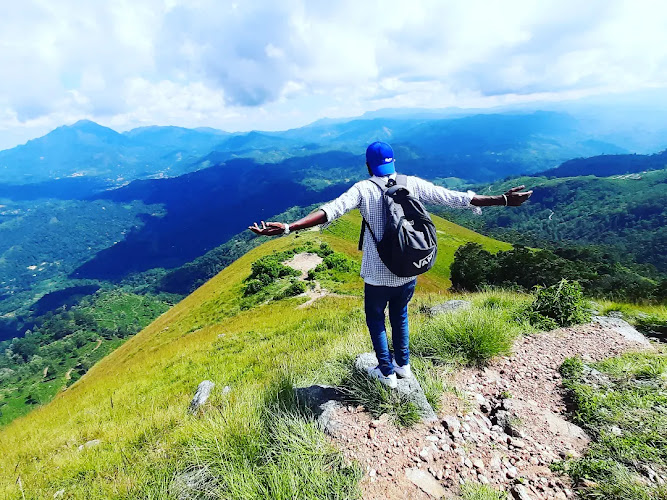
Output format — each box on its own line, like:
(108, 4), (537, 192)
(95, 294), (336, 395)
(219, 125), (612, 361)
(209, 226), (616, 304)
(392, 360), (413, 379)
(366, 366), (398, 389)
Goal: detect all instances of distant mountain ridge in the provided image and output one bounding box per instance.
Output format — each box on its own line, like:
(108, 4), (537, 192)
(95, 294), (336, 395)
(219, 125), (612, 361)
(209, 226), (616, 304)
(0, 111), (635, 187)
(542, 149), (667, 177)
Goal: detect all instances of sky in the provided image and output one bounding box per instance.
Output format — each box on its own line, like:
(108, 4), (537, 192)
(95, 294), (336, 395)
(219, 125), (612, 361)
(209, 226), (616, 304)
(1, 0), (666, 150)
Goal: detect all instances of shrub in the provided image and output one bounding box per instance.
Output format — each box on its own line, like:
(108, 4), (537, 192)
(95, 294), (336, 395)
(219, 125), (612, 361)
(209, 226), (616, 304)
(411, 307), (524, 366)
(279, 281), (306, 299)
(323, 253), (356, 272)
(529, 279), (591, 327)
(244, 279), (265, 296)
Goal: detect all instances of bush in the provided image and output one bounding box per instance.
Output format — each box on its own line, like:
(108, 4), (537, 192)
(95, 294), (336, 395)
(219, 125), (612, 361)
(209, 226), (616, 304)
(411, 307), (525, 366)
(279, 281), (306, 299)
(323, 253), (355, 273)
(529, 279), (591, 327)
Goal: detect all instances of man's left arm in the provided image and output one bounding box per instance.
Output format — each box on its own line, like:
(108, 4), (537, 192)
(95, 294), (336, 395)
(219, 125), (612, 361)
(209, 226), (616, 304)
(415, 178), (532, 210)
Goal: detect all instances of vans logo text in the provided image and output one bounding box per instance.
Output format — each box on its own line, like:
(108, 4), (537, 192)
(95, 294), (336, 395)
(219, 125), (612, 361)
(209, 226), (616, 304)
(413, 251), (435, 269)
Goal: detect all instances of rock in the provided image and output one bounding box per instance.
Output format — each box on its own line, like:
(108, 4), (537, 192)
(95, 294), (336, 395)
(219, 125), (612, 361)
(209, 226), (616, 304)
(405, 468), (447, 498)
(188, 380), (215, 414)
(506, 466), (518, 479)
(543, 411), (588, 441)
(429, 300), (472, 316)
(221, 386), (231, 395)
(77, 439), (101, 451)
(442, 415), (461, 434)
(170, 467), (217, 500)
(493, 409), (524, 437)
(509, 437), (526, 449)
(511, 484), (534, 500)
(593, 316), (650, 346)
(294, 385), (346, 435)
(472, 458), (485, 470)
(354, 353), (437, 421)
(53, 489), (65, 498)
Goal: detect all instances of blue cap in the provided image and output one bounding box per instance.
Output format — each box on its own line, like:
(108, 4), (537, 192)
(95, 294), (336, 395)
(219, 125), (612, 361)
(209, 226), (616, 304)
(366, 141), (396, 176)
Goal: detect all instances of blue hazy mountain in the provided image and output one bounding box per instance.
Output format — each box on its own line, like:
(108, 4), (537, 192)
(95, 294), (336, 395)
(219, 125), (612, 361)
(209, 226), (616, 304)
(0, 121), (229, 186)
(0, 111), (634, 187)
(542, 149), (667, 177)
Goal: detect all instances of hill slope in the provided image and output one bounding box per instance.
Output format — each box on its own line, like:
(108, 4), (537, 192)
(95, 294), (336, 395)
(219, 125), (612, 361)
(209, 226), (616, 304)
(0, 213), (509, 498)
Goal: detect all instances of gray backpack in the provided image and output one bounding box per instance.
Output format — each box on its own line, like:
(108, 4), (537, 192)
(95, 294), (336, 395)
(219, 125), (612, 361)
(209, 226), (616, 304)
(359, 175), (438, 277)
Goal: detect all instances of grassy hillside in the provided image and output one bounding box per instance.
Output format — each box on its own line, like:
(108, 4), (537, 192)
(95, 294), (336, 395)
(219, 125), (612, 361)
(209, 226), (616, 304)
(0, 213), (510, 498)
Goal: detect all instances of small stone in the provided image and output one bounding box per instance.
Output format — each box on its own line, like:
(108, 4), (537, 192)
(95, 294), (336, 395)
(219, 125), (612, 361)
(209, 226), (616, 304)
(511, 484), (534, 500)
(478, 474), (489, 484)
(472, 458), (485, 470)
(442, 415), (461, 434)
(419, 448), (430, 461)
(369, 469), (376, 477)
(368, 428), (376, 440)
(370, 419), (380, 428)
(509, 437), (526, 449)
(506, 466), (518, 479)
(464, 459), (473, 468)
(53, 490), (65, 499)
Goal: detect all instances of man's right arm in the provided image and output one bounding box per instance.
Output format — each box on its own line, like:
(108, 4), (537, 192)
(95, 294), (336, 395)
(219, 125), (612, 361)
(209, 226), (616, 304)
(248, 184), (363, 237)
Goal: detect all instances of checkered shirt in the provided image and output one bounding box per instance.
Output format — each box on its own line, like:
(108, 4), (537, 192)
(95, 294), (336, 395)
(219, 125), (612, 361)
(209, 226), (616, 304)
(319, 175), (481, 287)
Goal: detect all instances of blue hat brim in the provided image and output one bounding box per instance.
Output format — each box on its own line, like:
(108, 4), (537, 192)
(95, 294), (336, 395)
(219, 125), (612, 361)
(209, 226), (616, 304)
(371, 161), (396, 176)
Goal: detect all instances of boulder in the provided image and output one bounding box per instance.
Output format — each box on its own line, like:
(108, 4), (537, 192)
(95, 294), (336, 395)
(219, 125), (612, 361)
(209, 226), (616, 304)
(354, 353), (437, 421)
(188, 380), (215, 414)
(429, 299), (471, 316)
(593, 316), (650, 346)
(294, 385), (345, 435)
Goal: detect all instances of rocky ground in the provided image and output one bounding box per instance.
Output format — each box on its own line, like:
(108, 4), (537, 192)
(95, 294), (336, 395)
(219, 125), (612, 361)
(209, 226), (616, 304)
(324, 319), (654, 499)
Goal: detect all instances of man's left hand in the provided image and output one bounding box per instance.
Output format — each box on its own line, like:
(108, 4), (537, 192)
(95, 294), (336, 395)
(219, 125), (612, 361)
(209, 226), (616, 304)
(504, 185), (533, 206)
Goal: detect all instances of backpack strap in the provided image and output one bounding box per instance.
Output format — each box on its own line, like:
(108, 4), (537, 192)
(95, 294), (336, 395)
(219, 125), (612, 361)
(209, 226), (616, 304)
(358, 218), (378, 250)
(358, 175), (406, 251)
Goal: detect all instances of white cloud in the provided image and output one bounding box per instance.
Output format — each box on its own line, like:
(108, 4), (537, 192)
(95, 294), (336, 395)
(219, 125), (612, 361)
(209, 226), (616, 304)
(0, 0), (666, 149)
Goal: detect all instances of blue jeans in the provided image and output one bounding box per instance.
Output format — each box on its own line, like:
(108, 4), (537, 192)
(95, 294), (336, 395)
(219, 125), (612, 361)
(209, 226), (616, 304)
(364, 280), (417, 376)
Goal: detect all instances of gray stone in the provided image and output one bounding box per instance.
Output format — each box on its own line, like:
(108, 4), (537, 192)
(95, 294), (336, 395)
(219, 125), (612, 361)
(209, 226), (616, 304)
(354, 353), (437, 421)
(294, 384), (345, 435)
(493, 409), (524, 438)
(170, 467), (218, 500)
(543, 411), (588, 441)
(77, 439), (101, 451)
(405, 468), (447, 498)
(429, 300), (472, 316)
(593, 316), (650, 346)
(511, 484), (534, 500)
(189, 380), (215, 414)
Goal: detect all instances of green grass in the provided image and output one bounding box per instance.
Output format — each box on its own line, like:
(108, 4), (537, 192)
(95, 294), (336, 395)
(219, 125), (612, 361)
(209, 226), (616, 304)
(0, 213), (542, 498)
(410, 304), (529, 366)
(460, 482), (509, 499)
(558, 349), (667, 500)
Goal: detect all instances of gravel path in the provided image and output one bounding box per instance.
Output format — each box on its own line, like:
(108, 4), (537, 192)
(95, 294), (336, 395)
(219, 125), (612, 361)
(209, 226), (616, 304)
(328, 321), (654, 500)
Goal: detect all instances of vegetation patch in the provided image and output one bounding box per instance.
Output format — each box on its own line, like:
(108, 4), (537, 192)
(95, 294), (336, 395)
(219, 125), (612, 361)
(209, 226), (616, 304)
(527, 279), (591, 328)
(460, 481), (508, 499)
(411, 305), (528, 366)
(182, 385), (362, 500)
(556, 349), (667, 500)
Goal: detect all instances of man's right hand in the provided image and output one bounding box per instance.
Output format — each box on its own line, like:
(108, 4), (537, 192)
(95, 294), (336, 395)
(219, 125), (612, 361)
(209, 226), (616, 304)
(248, 221), (286, 236)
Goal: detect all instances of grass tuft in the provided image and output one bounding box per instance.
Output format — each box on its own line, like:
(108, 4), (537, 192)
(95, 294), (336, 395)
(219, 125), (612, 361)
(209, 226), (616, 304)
(340, 365), (422, 427)
(460, 481), (509, 499)
(411, 306), (526, 366)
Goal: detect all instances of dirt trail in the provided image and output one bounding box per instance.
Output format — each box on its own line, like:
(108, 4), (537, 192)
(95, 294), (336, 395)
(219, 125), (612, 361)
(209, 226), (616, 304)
(65, 368), (73, 381)
(283, 252), (331, 307)
(92, 338), (102, 351)
(329, 322), (655, 500)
